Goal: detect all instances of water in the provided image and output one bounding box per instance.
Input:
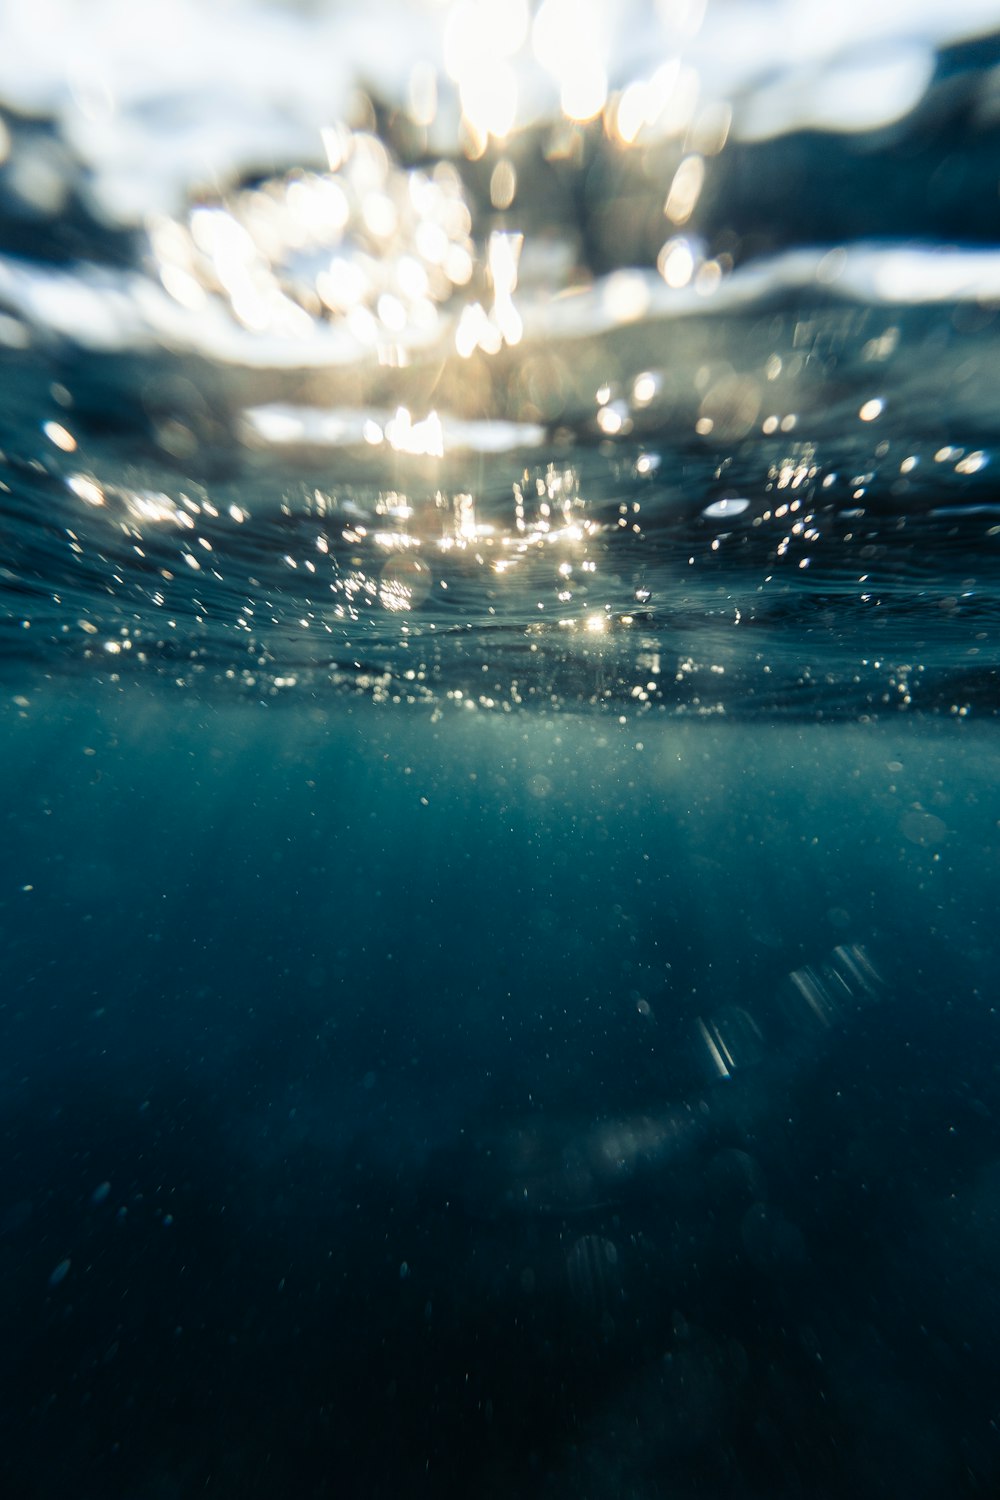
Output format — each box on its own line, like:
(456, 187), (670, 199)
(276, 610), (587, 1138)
(2, 4), (1000, 1496)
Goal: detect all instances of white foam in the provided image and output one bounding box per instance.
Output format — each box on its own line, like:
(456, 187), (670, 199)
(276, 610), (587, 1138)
(241, 402), (546, 455)
(4, 243), (1000, 369)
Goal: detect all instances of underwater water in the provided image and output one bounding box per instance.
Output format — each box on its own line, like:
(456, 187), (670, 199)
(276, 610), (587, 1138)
(2, 2), (1000, 1496)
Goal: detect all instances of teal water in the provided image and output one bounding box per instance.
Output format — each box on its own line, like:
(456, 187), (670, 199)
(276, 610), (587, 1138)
(1, 686), (998, 1496)
(3, 4), (1000, 1495)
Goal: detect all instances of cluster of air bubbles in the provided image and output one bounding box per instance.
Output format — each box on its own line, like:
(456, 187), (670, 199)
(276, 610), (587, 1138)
(149, 128), (476, 346)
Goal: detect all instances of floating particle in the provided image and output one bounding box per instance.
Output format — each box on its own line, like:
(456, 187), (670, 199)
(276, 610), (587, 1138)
(901, 810), (947, 847)
(49, 1259), (71, 1287)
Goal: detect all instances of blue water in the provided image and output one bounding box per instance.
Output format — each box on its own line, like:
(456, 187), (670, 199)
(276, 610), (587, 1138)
(3, 7), (1000, 1497)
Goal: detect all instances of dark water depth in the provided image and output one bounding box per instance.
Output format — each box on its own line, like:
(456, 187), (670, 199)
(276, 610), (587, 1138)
(1, 685), (999, 1498)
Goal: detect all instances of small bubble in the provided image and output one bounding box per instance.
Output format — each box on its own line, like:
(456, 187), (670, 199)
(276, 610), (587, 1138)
(42, 420), (77, 452)
(703, 497), (749, 520)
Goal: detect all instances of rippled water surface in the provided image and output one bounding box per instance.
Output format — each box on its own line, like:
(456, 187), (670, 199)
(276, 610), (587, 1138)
(2, 4), (1000, 1498)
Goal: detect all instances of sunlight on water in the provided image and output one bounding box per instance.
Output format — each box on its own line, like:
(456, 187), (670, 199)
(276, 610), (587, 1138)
(1, 1), (1000, 717)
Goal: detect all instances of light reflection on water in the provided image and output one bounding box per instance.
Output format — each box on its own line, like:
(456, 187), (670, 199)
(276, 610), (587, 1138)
(0, 403), (993, 718)
(0, 0), (999, 722)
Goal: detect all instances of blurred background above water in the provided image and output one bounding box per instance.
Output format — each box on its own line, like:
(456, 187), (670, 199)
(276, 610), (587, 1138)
(0, 0), (999, 712)
(0, 0), (995, 714)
